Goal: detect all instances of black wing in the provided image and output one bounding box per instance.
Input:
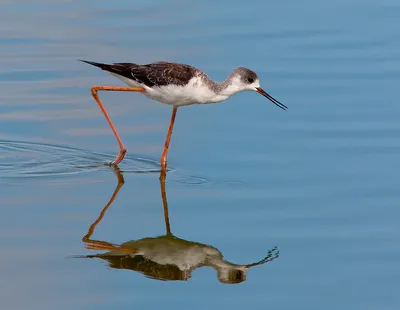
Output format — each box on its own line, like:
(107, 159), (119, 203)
(80, 60), (197, 87)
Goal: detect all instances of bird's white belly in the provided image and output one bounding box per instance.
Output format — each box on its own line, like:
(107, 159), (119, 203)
(144, 84), (203, 106)
(146, 79), (220, 106)
(112, 73), (227, 107)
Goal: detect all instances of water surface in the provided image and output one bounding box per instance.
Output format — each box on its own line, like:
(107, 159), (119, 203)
(1, 0), (400, 309)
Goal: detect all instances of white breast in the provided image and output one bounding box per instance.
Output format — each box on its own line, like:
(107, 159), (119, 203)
(109, 73), (229, 106)
(144, 77), (230, 106)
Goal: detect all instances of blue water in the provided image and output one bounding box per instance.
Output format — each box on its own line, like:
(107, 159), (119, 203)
(1, 0), (400, 309)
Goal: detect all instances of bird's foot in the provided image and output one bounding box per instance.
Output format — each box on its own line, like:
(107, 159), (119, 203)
(104, 161), (117, 167)
(160, 156), (167, 171)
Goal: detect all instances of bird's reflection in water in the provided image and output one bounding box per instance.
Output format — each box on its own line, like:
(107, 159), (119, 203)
(81, 169), (279, 284)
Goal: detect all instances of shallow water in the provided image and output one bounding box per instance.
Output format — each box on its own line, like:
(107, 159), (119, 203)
(1, 0), (400, 309)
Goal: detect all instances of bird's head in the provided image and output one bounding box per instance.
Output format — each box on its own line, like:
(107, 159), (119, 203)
(232, 67), (287, 110)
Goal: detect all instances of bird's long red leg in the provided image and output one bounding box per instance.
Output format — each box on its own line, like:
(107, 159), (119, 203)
(160, 107), (178, 170)
(90, 86), (145, 165)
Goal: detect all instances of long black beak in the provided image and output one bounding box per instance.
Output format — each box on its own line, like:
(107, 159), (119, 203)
(256, 87), (287, 110)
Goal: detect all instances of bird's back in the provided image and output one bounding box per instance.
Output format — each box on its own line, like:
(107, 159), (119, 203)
(81, 59), (220, 106)
(82, 60), (200, 88)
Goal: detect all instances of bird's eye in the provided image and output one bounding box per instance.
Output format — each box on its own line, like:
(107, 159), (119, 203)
(247, 77), (254, 83)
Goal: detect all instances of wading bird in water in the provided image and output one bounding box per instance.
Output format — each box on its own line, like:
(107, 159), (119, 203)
(81, 60), (287, 170)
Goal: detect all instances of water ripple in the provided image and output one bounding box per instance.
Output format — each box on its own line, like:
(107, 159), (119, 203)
(0, 140), (235, 188)
(0, 140), (161, 180)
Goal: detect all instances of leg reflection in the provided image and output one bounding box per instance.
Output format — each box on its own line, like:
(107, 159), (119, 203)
(82, 166), (137, 254)
(160, 170), (171, 235)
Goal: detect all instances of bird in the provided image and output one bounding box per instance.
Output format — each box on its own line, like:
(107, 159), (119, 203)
(80, 59), (287, 170)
